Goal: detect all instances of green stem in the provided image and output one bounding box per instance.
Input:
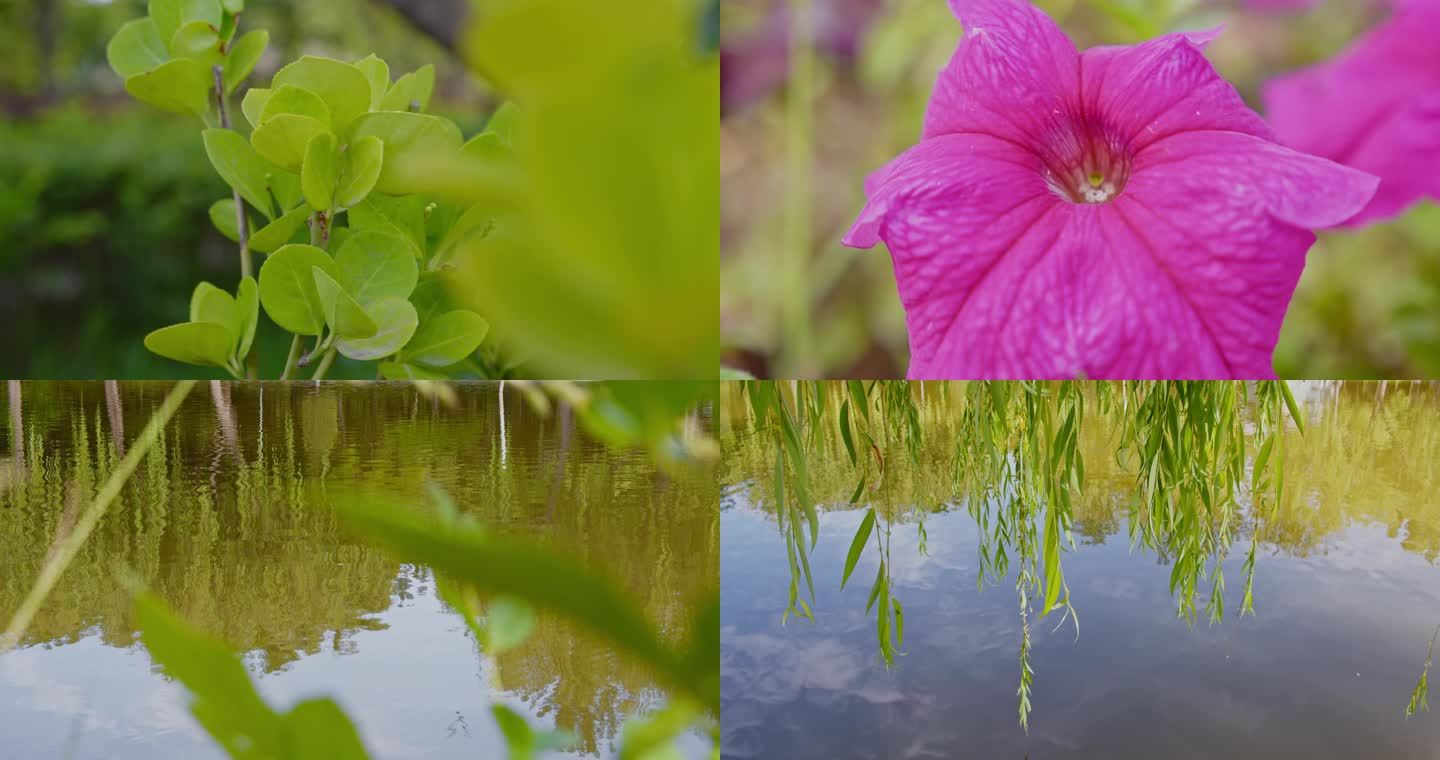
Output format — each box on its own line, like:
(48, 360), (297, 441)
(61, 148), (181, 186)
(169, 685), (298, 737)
(212, 65), (252, 280)
(311, 347), (338, 380)
(0, 381), (197, 654)
(280, 334), (304, 380)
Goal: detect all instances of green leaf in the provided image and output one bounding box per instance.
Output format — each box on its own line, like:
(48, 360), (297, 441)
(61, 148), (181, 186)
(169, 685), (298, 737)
(144, 322), (234, 368)
(149, 0), (185, 45)
(169, 19), (223, 66)
(208, 199), (241, 242)
(257, 244), (336, 335)
(190, 281), (240, 349)
(349, 194), (426, 256)
(337, 231), (418, 305)
(618, 702), (699, 760)
(353, 54), (390, 110)
(301, 131), (338, 211)
(1040, 508), (1063, 617)
(251, 114), (330, 170)
(335, 496), (699, 706)
(336, 297), (418, 360)
(259, 84), (332, 127)
(839, 398), (856, 466)
(281, 699), (370, 760)
(402, 310), (488, 367)
(124, 59), (211, 117)
(107, 18), (169, 79)
(840, 508), (875, 591)
(235, 276), (259, 361)
(134, 592), (372, 758)
(222, 30), (267, 94)
(203, 128), (275, 219)
(222, 0), (244, 13)
(336, 135), (384, 209)
(248, 205), (310, 253)
(240, 87), (271, 129)
(484, 102), (520, 145)
(491, 704), (574, 760)
(271, 56), (372, 130)
(379, 64), (436, 112)
(377, 361), (449, 380)
(313, 267), (378, 339)
(349, 111), (463, 196)
(484, 597), (535, 655)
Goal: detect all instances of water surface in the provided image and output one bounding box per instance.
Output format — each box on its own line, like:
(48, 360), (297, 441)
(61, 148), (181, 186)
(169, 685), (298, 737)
(720, 382), (1440, 759)
(0, 381), (716, 759)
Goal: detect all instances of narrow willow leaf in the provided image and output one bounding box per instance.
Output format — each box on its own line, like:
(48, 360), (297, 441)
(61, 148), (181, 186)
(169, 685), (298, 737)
(222, 29), (267, 93)
(312, 266), (378, 339)
(1040, 509), (1063, 617)
(124, 59), (211, 117)
(839, 398), (856, 466)
(251, 114), (329, 170)
(865, 562), (884, 614)
(847, 380), (870, 424)
(401, 310), (489, 367)
(144, 322), (234, 369)
(271, 55), (372, 130)
(301, 131), (338, 211)
(107, 18), (169, 79)
(1279, 381), (1305, 434)
(203, 128), (275, 219)
(256, 244), (336, 336)
(336, 297), (418, 360)
(336, 135), (384, 209)
(248, 205), (310, 253)
(840, 508), (875, 590)
(1252, 435), (1275, 492)
(893, 598), (905, 647)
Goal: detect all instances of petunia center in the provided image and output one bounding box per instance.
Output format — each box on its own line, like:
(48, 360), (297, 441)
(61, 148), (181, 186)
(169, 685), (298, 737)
(1044, 128), (1133, 205)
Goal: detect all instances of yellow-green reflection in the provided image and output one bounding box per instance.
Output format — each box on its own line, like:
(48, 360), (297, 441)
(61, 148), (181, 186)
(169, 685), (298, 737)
(0, 381), (716, 758)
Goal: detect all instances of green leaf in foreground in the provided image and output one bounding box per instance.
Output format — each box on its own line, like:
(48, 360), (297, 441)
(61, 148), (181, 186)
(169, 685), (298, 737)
(107, 18), (169, 79)
(337, 297), (417, 361)
(334, 495), (713, 710)
(840, 508), (875, 590)
(125, 58), (211, 117)
(258, 244), (336, 336)
(491, 704), (575, 760)
(249, 205), (310, 253)
(203, 128), (275, 220)
(337, 136), (384, 209)
(223, 29), (268, 93)
(134, 592), (371, 759)
(301, 132), (338, 212)
(401, 310), (488, 367)
(312, 267), (378, 340)
(144, 322), (234, 369)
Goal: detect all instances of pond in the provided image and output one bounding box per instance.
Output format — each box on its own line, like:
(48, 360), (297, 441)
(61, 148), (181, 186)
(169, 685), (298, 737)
(0, 381), (716, 760)
(719, 381), (1440, 759)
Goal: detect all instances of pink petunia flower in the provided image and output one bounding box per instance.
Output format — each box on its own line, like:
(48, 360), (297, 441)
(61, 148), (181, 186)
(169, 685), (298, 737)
(842, 0), (1377, 379)
(1263, 0), (1440, 226)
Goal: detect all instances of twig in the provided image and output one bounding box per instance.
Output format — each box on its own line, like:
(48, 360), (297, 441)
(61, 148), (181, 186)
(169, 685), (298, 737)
(280, 334), (303, 380)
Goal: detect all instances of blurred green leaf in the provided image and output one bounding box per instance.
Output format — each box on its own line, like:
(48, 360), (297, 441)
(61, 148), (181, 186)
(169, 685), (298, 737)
(350, 112), (463, 196)
(484, 597), (535, 655)
(491, 704), (575, 760)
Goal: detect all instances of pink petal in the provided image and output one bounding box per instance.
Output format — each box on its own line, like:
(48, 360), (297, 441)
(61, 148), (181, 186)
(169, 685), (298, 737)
(923, 0), (1081, 152)
(1080, 31), (1271, 154)
(1263, 1), (1440, 225)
